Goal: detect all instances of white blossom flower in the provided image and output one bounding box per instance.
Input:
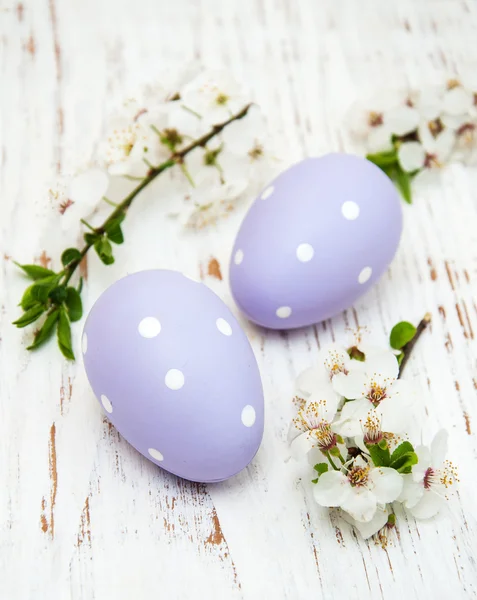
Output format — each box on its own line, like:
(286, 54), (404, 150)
(399, 430), (458, 519)
(288, 387), (341, 459)
(314, 455), (403, 523)
(332, 352), (414, 437)
(347, 90), (419, 153)
(295, 344), (354, 399)
(219, 105), (282, 181)
(181, 70), (247, 126)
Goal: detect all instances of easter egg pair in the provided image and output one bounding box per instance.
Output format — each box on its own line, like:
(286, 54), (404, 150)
(83, 154), (403, 483)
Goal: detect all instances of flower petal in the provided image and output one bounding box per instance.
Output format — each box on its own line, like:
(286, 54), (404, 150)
(368, 467), (403, 503)
(307, 387), (341, 422)
(386, 105), (420, 136)
(365, 351), (399, 383)
(332, 371), (367, 399)
(398, 141), (426, 172)
(366, 126), (394, 153)
(399, 474), (424, 508)
(409, 490), (446, 519)
(295, 367), (327, 398)
(313, 471), (351, 507)
(352, 506), (389, 539)
(442, 86), (473, 116)
(333, 398), (372, 437)
(341, 487), (377, 523)
(431, 429), (448, 466)
(290, 432), (315, 459)
(69, 169), (109, 208)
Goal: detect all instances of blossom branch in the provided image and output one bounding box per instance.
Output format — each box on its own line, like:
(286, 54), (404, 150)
(13, 103), (252, 359)
(397, 312), (432, 378)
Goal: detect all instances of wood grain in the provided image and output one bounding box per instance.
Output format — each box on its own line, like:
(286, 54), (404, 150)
(1, 0), (477, 598)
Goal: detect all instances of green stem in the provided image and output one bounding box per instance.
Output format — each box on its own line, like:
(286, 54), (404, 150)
(60, 103), (252, 288)
(325, 451), (339, 471)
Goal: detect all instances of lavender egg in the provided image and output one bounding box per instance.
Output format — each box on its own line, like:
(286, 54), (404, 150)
(230, 154), (402, 329)
(82, 270), (264, 482)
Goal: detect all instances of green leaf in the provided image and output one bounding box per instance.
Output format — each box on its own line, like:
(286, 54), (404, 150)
(84, 232), (100, 245)
(390, 321), (417, 350)
(396, 351), (404, 365)
(12, 304), (45, 328)
(61, 248), (82, 267)
(29, 276), (61, 304)
(14, 263), (56, 280)
(394, 165), (413, 204)
(27, 309), (60, 351)
(390, 441), (418, 472)
(104, 212), (126, 231)
(313, 463), (329, 476)
(57, 307), (75, 360)
(65, 287), (83, 322)
(390, 441), (415, 464)
(367, 442), (391, 467)
(48, 286), (68, 305)
(94, 237), (114, 265)
(311, 478), (319, 484)
(366, 149), (398, 168)
(20, 285), (37, 311)
(392, 451), (418, 473)
(106, 225), (124, 245)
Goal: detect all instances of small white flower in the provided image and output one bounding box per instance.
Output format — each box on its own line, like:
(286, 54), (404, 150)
(332, 352), (414, 437)
(314, 455), (403, 523)
(295, 344), (353, 399)
(219, 105), (282, 180)
(397, 119), (456, 173)
(399, 430), (458, 519)
(181, 70), (247, 126)
(288, 387), (341, 459)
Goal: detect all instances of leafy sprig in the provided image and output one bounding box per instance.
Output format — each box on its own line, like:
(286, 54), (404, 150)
(13, 104), (252, 359)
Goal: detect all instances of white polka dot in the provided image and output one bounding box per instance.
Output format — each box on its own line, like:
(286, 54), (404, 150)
(148, 448), (164, 462)
(234, 249), (244, 265)
(261, 185), (274, 200)
(358, 266), (372, 284)
(216, 318), (232, 336)
(138, 316), (161, 338)
(296, 243), (314, 262)
(82, 332), (88, 354)
(276, 306), (292, 319)
(165, 369), (185, 390)
(241, 405), (256, 427)
(101, 394), (113, 414)
(342, 200), (360, 220)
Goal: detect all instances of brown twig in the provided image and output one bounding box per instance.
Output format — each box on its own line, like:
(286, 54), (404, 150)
(398, 312), (432, 378)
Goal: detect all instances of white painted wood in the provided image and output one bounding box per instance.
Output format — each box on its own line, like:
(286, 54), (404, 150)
(1, 0), (477, 598)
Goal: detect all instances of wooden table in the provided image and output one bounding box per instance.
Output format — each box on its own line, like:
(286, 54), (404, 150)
(1, 1), (477, 597)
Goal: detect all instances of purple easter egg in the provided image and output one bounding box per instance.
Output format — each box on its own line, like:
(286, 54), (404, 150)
(82, 270), (264, 483)
(230, 154), (402, 329)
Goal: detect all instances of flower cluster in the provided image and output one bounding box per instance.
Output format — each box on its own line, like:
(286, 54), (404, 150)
(96, 67), (281, 228)
(348, 77), (477, 202)
(289, 321), (458, 545)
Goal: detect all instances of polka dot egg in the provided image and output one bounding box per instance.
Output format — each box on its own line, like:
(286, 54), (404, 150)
(82, 270), (264, 482)
(230, 154), (402, 329)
